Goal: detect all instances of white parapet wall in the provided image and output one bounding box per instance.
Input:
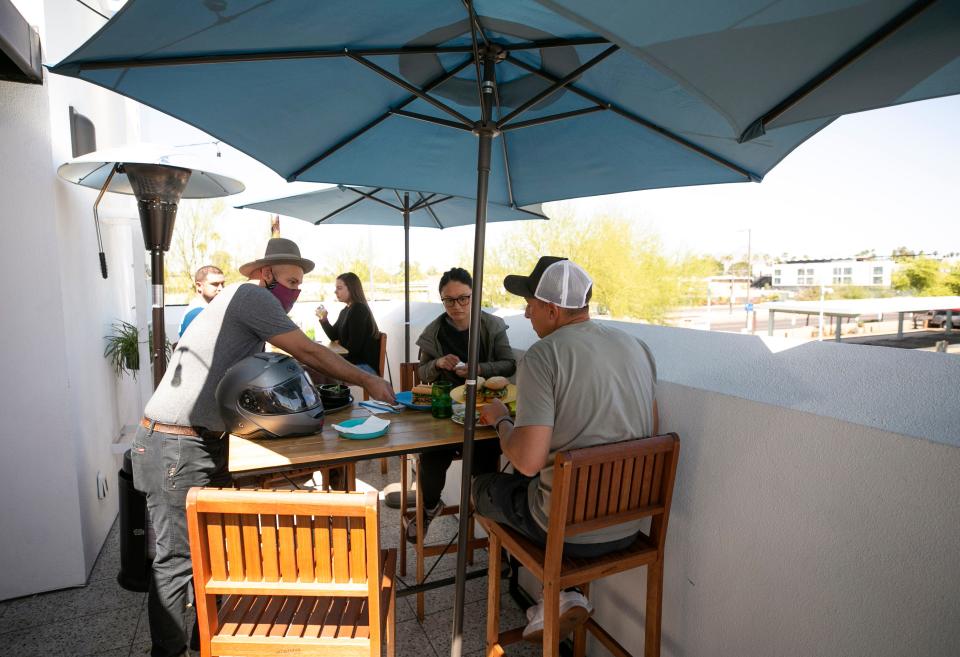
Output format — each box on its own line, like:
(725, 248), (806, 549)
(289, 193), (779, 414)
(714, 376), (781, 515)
(378, 303), (959, 657)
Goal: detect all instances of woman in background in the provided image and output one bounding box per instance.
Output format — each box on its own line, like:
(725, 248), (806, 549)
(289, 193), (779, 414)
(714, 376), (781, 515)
(316, 272), (381, 374)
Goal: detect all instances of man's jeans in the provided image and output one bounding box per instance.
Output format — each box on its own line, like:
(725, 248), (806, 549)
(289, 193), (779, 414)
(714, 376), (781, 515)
(472, 472), (637, 559)
(131, 425), (231, 657)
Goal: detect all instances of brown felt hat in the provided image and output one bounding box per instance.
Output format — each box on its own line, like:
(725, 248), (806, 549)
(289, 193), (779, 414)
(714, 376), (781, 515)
(238, 237), (315, 277)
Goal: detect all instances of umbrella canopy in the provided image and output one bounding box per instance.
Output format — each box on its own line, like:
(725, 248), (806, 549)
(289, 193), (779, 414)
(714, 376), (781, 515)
(49, 1), (960, 207)
(241, 185), (546, 361)
(51, 2), (960, 652)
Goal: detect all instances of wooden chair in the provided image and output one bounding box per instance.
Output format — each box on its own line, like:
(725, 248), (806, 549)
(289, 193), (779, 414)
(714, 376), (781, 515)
(362, 333), (390, 475)
(478, 433), (680, 657)
(396, 361), (484, 620)
(186, 487), (396, 657)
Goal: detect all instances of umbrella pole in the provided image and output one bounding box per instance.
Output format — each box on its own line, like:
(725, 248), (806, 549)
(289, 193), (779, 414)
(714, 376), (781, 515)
(404, 193), (411, 363)
(451, 53), (497, 657)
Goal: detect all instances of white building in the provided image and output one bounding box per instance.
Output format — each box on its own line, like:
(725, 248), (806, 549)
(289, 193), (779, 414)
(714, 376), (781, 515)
(767, 258), (894, 288)
(2, 3), (958, 656)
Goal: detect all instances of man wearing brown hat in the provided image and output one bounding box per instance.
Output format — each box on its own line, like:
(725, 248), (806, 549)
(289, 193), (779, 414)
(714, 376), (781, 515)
(132, 237), (394, 657)
(475, 256), (659, 642)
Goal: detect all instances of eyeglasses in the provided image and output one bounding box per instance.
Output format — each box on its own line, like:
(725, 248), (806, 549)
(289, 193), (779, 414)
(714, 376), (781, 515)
(441, 294), (472, 308)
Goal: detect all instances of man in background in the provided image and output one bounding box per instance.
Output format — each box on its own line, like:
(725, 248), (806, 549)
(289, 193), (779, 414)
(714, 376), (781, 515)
(178, 265), (225, 336)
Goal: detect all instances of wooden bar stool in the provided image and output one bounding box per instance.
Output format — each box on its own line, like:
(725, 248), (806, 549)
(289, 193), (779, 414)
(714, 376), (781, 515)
(478, 434), (680, 657)
(186, 487), (396, 657)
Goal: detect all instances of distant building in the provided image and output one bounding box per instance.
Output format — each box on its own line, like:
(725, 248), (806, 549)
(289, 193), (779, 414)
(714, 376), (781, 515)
(762, 258), (895, 289)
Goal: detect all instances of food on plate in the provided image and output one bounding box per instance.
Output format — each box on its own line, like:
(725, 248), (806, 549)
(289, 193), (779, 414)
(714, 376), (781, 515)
(411, 384), (433, 406)
(479, 376), (510, 403)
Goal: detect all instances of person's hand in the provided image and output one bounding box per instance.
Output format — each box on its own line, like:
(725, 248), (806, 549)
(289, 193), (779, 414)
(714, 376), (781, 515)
(478, 398), (509, 427)
(436, 354), (460, 371)
(454, 362), (469, 378)
(362, 375), (396, 404)
(315, 305), (328, 322)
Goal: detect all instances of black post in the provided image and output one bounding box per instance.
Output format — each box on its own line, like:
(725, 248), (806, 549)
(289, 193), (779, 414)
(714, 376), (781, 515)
(450, 48), (498, 657)
(151, 248), (166, 388)
(403, 193), (411, 363)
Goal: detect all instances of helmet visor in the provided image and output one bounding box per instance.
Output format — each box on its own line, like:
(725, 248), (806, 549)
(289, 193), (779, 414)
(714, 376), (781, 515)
(238, 373), (321, 416)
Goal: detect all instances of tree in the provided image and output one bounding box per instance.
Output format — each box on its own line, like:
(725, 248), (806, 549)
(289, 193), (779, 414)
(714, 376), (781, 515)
(480, 212), (698, 323)
(166, 199), (228, 299)
(891, 257), (943, 295)
(944, 264), (960, 295)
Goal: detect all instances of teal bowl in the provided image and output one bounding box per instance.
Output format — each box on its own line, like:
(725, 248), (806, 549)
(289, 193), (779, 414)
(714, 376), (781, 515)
(335, 417), (389, 440)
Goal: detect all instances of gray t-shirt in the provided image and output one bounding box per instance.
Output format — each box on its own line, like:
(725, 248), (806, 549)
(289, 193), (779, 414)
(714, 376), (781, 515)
(144, 283), (298, 431)
(515, 320), (657, 544)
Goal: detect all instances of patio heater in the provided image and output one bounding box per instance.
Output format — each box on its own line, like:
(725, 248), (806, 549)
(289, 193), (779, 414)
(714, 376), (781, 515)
(58, 145), (244, 388)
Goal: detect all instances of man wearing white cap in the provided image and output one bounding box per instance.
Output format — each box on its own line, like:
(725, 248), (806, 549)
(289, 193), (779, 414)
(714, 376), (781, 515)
(133, 237), (394, 657)
(475, 256), (659, 642)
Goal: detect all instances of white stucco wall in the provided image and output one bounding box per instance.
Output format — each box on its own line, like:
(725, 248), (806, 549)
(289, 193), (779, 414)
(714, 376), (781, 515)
(0, 0), (152, 599)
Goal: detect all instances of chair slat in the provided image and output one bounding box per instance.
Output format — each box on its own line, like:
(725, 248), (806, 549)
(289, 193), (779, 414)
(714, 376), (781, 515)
(241, 514), (262, 581)
(206, 513), (227, 581)
(650, 452), (665, 505)
(320, 598), (347, 638)
(333, 516), (350, 583)
(314, 515), (332, 582)
(607, 459), (624, 515)
(236, 595), (269, 637)
(287, 595), (316, 638)
(260, 514), (280, 582)
(618, 456), (635, 513)
(252, 595), (284, 636)
(295, 515), (315, 581)
(638, 454), (655, 507)
(350, 517), (367, 582)
(303, 596), (333, 638)
(573, 465), (589, 523)
(585, 464), (601, 521)
(268, 595), (301, 637)
(338, 598), (365, 638)
(278, 516), (297, 582)
(597, 462), (612, 517)
(219, 594), (255, 636)
(224, 513), (245, 581)
(629, 455), (644, 508)
(566, 467), (579, 523)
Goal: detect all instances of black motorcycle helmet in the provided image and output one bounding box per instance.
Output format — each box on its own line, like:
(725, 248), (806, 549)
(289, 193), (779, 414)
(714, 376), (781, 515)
(216, 352), (324, 439)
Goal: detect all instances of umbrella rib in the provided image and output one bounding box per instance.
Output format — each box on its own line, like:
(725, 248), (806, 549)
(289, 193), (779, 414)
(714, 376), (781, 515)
(500, 106), (605, 132)
(738, 0), (937, 142)
(491, 75), (517, 208)
(290, 58), (473, 179)
(420, 194), (447, 229)
(508, 55), (759, 182)
(314, 194), (369, 224)
(346, 53), (475, 127)
(344, 186), (404, 212)
(390, 110), (474, 132)
(461, 0), (490, 49)
(464, 0), (487, 108)
(68, 39), (610, 72)
(498, 44), (619, 127)
(408, 193), (437, 212)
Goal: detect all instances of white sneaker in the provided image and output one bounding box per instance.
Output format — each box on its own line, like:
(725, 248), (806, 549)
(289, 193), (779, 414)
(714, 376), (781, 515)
(522, 590), (593, 642)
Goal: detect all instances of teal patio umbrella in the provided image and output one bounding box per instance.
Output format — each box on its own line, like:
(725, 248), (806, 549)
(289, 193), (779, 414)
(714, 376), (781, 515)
(241, 185), (545, 362)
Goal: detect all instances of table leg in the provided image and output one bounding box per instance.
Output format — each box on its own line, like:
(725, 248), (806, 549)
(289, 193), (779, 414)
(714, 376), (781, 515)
(399, 454), (407, 577)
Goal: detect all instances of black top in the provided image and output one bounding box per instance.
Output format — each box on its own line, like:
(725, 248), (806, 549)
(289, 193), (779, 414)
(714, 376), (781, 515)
(435, 316), (487, 385)
(320, 303), (380, 371)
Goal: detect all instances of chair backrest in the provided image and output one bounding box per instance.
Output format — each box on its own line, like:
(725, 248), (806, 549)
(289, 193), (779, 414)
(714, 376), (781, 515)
(548, 433), (680, 555)
(399, 361), (422, 391)
(186, 488), (383, 647)
(376, 332), (387, 377)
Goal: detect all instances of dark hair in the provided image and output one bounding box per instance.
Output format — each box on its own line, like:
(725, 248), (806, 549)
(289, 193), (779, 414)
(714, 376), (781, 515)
(195, 265), (223, 283)
(337, 272), (368, 305)
(438, 267), (472, 294)
(561, 286), (593, 317)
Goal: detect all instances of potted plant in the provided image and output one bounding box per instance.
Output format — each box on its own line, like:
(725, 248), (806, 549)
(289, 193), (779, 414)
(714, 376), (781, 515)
(104, 321), (172, 379)
(104, 320), (142, 378)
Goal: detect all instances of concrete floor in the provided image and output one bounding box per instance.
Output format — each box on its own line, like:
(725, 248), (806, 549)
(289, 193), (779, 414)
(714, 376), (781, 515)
(0, 457), (542, 657)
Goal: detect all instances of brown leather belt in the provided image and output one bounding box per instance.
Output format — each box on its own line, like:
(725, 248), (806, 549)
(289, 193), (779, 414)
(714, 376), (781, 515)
(141, 417), (222, 439)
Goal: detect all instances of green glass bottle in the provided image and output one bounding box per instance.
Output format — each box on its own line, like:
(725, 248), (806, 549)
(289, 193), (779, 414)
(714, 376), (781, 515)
(431, 381), (453, 419)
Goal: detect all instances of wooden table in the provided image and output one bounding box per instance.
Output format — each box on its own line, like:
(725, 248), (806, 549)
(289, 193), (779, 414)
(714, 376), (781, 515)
(320, 340), (348, 356)
(229, 404), (497, 477)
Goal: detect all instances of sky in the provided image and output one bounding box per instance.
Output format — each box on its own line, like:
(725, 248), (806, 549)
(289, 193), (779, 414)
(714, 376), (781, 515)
(147, 93), (960, 274)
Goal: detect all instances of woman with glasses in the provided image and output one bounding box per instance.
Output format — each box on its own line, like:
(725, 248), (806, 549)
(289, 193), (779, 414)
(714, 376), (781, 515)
(316, 272), (381, 374)
(407, 267), (515, 541)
